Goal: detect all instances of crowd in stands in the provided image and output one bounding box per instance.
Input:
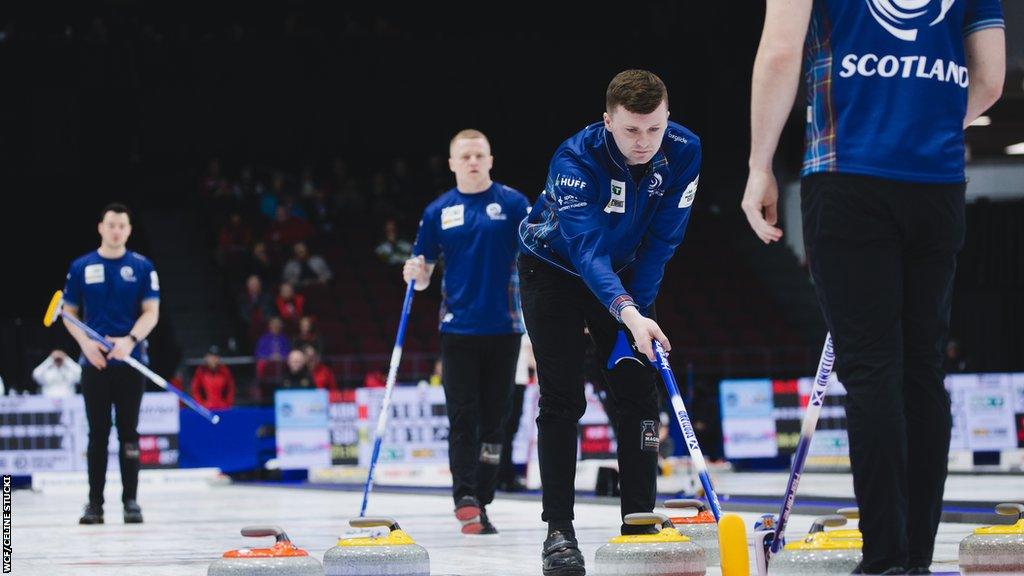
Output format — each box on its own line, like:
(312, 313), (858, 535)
(199, 155), (447, 405)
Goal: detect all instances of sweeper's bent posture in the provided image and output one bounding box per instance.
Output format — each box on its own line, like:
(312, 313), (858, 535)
(518, 70), (700, 576)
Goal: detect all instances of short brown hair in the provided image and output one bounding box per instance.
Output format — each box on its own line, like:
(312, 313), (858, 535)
(99, 202), (132, 223)
(606, 70), (668, 115)
(449, 129), (490, 155)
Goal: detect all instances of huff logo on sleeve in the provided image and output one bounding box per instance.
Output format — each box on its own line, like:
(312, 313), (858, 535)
(604, 180), (626, 214)
(441, 204), (465, 230)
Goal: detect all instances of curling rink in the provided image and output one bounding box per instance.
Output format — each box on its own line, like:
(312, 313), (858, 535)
(11, 469), (1020, 575)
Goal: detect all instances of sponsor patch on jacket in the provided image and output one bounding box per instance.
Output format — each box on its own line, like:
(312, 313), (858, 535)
(679, 175), (699, 208)
(84, 264), (104, 284)
(441, 204), (465, 230)
(604, 180), (626, 214)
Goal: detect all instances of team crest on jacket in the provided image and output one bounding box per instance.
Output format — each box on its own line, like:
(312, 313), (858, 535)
(486, 203), (507, 220)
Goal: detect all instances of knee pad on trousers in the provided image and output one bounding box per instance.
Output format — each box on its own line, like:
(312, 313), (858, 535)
(479, 443), (502, 466)
(123, 442), (140, 460)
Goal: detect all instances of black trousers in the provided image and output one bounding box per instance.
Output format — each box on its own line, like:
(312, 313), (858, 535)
(81, 363), (146, 506)
(499, 383), (527, 482)
(802, 173), (965, 570)
(440, 332), (521, 507)
(518, 254), (660, 523)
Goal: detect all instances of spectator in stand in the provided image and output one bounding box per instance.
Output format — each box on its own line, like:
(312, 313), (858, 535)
(326, 157), (363, 214)
(295, 316), (323, 351)
(283, 242), (333, 286)
(369, 172), (397, 218)
(238, 275), (274, 334)
(326, 157), (349, 194)
(944, 339), (969, 374)
(236, 165), (265, 200)
(363, 370), (385, 388)
(255, 317), (290, 361)
(275, 282), (305, 324)
(306, 190), (336, 235)
(32, 349), (82, 398)
(266, 205), (313, 247)
(429, 359), (442, 387)
(190, 345), (235, 411)
(303, 344), (337, 392)
(280, 194), (308, 219)
(248, 242), (280, 285)
(280, 349), (313, 389)
(299, 166), (318, 198)
(199, 157), (228, 197)
(217, 212), (254, 269)
(389, 158), (414, 200)
(260, 171), (286, 219)
(374, 219), (412, 266)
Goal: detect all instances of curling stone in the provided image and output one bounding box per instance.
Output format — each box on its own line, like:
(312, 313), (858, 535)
(768, 514), (861, 575)
(323, 517), (429, 576)
(209, 526), (324, 576)
(593, 512), (706, 576)
(664, 499), (719, 565)
(959, 502), (1024, 574)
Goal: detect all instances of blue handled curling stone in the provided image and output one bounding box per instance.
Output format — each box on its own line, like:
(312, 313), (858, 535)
(767, 512), (861, 575)
(959, 503), (1024, 574)
(664, 499), (719, 565)
(209, 526), (323, 576)
(323, 517), (429, 576)
(593, 512), (706, 576)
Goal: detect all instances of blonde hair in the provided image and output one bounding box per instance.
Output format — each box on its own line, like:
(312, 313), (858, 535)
(449, 129), (490, 155)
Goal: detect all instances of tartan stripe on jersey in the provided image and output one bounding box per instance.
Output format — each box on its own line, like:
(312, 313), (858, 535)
(802, 0), (837, 176)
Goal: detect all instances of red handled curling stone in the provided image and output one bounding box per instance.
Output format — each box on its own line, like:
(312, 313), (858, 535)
(209, 526), (323, 576)
(665, 499), (719, 565)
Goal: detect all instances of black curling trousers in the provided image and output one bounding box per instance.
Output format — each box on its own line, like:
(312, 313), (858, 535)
(518, 254), (661, 524)
(802, 173), (965, 571)
(81, 363), (146, 506)
(440, 332), (521, 507)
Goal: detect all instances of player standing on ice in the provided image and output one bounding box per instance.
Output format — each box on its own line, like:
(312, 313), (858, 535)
(62, 203), (160, 525)
(742, 0), (1005, 572)
(404, 129), (530, 535)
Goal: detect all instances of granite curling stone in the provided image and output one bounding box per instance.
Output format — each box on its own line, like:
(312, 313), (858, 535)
(664, 499), (719, 565)
(593, 512), (706, 576)
(768, 513), (861, 576)
(209, 526), (324, 576)
(959, 502), (1024, 575)
(323, 517), (430, 576)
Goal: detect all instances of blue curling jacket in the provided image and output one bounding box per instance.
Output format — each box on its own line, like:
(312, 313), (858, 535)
(518, 121), (701, 321)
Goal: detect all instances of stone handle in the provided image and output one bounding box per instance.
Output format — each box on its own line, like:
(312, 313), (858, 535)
(240, 526), (289, 543)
